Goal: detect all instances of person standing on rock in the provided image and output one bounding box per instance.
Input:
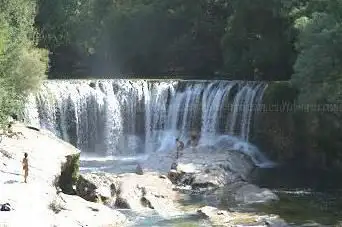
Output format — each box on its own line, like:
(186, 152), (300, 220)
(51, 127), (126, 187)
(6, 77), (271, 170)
(187, 133), (198, 152)
(22, 153), (28, 183)
(175, 138), (184, 159)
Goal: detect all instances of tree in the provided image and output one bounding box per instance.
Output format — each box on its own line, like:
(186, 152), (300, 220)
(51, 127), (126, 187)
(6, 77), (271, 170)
(0, 0), (48, 125)
(221, 0), (296, 81)
(290, 0), (342, 166)
(35, 0), (232, 78)
(292, 0), (342, 103)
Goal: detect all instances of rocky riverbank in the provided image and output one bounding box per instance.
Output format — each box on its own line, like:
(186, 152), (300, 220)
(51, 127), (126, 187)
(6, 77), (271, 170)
(76, 146), (284, 226)
(0, 123), (128, 226)
(76, 171), (286, 227)
(0, 122), (286, 226)
(165, 147), (278, 205)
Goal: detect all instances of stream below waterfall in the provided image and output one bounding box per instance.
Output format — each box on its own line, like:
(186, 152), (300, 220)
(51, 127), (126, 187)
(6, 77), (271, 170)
(249, 167), (342, 226)
(23, 79), (342, 226)
(80, 154), (342, 227)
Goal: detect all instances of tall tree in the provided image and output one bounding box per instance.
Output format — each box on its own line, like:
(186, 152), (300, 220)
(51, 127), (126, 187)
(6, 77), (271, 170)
(0, 0), (48, 124)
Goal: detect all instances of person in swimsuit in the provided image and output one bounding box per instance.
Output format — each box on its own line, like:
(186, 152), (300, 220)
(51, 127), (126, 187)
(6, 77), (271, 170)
(22, 153), (28, 183)
(175, 138), (184, 159)
(186, 132), (198, 152)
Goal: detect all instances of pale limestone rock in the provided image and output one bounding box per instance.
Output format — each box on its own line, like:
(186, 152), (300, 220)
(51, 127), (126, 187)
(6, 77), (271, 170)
(78, 172), (184, 219)
(0, 123), (127, 227)
(176, 163), (199, 174)
(0, 123), (79, 186)
(52, 193), (128, 227)
(164, 147), (278, 206)
(165, 147), (254, 189)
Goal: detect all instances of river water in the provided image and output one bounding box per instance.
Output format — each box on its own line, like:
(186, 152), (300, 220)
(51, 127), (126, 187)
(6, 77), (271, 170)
(80, 154), (342, 226)
(24, 79), (342, 226)
(249, 167), (342, 226)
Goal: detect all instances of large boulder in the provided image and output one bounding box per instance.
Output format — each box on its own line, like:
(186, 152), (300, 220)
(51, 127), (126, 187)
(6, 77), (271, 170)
(0, 123), (80, 187)
(77, 172), (184, 218)
(51, 193), (128, 227)
(166, 147), (255, 190)
(164, 147), (279, 207)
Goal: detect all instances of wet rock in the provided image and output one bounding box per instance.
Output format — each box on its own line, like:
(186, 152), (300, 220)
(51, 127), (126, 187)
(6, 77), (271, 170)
(221, 181), (279, 205)
(140, 196), (154, 209)
(167, 147), (254, 190)
(197, 206), (288, 227)
(0, 203), (11, 211)
(191, 172), (224, 189)
(89, 82), (96, 88)
(77, 172), (184, 218)
(135, 163), (144, 175)
(75, 175), (98, 202)
(110, 183), (116, 196)
(114, 196), (130, 209)
(164, 147), (278, 208)
(76, 172), (120, 205)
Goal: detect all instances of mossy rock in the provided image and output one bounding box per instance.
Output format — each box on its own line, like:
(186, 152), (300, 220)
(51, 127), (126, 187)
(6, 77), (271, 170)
(58, 153), (80, 195)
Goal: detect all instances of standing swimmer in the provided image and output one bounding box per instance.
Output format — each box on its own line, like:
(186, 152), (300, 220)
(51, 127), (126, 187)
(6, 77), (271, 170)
(175, 138), (184, 159)
(170, 138), (184, 172)
(22, 153), (28, 183)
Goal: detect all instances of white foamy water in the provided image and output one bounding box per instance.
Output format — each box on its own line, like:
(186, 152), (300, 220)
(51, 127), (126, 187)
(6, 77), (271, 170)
(23, 79), (271, 167)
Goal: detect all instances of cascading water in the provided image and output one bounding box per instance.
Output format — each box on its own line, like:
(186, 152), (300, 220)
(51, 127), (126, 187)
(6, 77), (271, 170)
(23, 79), (272, 167)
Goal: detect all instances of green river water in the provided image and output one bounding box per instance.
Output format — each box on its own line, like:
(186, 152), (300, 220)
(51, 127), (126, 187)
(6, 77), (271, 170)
(81, 158), (342, 226)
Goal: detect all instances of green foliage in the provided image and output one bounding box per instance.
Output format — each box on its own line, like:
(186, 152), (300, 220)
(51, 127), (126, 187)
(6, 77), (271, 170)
(263, 81), (299, 105)
(19, 0), (342, 167)
(291, 0), (342, 103)
(221, 0), (296, 81)
(71, 153), (80, 184)
(35, 0), (302, 80)
(0, 0), (48, 128)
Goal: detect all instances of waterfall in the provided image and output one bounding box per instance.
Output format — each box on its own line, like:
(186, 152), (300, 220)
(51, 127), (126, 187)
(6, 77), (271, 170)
(23, 79), (269, 165)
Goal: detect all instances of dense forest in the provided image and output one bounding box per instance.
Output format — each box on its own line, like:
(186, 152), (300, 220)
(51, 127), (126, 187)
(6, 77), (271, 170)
(37, 0), (297, 80)
(1, 0), (342, 168)
(33, 0), (342, 105)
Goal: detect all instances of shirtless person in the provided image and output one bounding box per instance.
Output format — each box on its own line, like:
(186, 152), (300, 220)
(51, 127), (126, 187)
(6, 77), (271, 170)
(22, 153), (28, 183)
(187, 133), (198, 152)
(175, 138), (184, 159)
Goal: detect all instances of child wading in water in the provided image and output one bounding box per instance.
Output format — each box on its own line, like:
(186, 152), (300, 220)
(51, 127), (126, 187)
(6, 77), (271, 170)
(22, 153), (28, 183)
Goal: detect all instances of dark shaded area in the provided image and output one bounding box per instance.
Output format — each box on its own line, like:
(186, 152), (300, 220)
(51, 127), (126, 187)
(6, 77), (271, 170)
(250, 166), (342, 191)
(34, 0), (297, 81)
(252, 81), (342, 171)
(249, 166), (342, 225)
(58, 153), (80, 195)
(26, 126), (40, 131)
